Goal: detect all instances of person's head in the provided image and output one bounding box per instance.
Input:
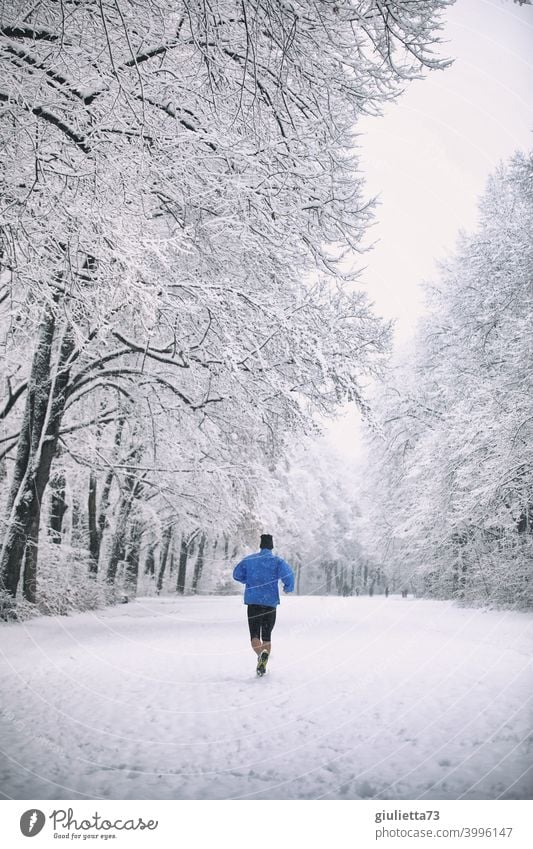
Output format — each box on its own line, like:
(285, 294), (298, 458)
(260, 533), (274, 550)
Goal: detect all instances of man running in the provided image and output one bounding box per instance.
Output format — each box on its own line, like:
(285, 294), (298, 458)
(233, 533), (295, 676)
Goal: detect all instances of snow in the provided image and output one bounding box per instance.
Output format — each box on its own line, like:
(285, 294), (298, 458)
(0, 595), (531, 800)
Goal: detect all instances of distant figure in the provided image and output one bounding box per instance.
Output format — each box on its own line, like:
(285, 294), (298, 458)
(233, 534), (295, 677)
(385, 586), (389, 598)
(401, 588), (408, 598)
(355, 588), (360, 597)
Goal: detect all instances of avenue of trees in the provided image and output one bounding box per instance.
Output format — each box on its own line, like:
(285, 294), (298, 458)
(0, 1), (451, 617)
(360, 153), (533, 608)
(255, 436), (370, 597)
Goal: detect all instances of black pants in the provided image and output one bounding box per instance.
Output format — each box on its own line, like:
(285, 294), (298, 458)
(247, 604), (277, 642)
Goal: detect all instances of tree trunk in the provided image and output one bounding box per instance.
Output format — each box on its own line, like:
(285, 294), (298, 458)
(1, 311), (74, 603)
(88, 471), (99, 571)
(106, 486), (134, 585)
(88, 418), (125, 575)
(49, 471), (67, 544)
(124, 516), (142, 596)
(176, 535), (188, 595)
(156, 525), (172, 593)
(145, 545), (156, 577)
(176, 531), (200, 595)
(0, 303), (56, 596)
(21, 327), (75, 603)
(70, 495), (83, 546)
(452, 562), (459, 596)
(191, 532), (207, 594)
(22, 509), (40, 603)
(105, 438), (143, 587)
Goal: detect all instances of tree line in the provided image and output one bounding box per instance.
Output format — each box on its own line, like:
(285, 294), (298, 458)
(360, 153), (533, 608)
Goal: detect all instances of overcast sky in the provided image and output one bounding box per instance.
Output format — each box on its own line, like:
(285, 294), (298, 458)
(326, 0), (533, 457)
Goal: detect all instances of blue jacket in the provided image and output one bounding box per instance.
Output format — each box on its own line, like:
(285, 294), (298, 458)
(233, 548), (295, 606)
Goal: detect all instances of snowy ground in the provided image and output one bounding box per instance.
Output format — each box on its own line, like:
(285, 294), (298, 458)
(0, 595), (531, 800)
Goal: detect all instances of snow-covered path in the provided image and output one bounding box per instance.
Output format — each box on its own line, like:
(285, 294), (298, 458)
(0, 596), (531, 800)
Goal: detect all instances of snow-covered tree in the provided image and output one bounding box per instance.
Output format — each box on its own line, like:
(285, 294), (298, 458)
(0, 0), (451, 613)
(361, 152), (533, 607)
(251, 434), (367, 596)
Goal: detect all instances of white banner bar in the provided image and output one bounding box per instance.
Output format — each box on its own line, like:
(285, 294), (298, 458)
(1, 800), (532, 848)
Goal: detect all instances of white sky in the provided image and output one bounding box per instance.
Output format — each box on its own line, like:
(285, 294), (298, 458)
(326, 0), (533, 457)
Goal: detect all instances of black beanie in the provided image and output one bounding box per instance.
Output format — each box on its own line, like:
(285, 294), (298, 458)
(260, 534), (274, 550)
